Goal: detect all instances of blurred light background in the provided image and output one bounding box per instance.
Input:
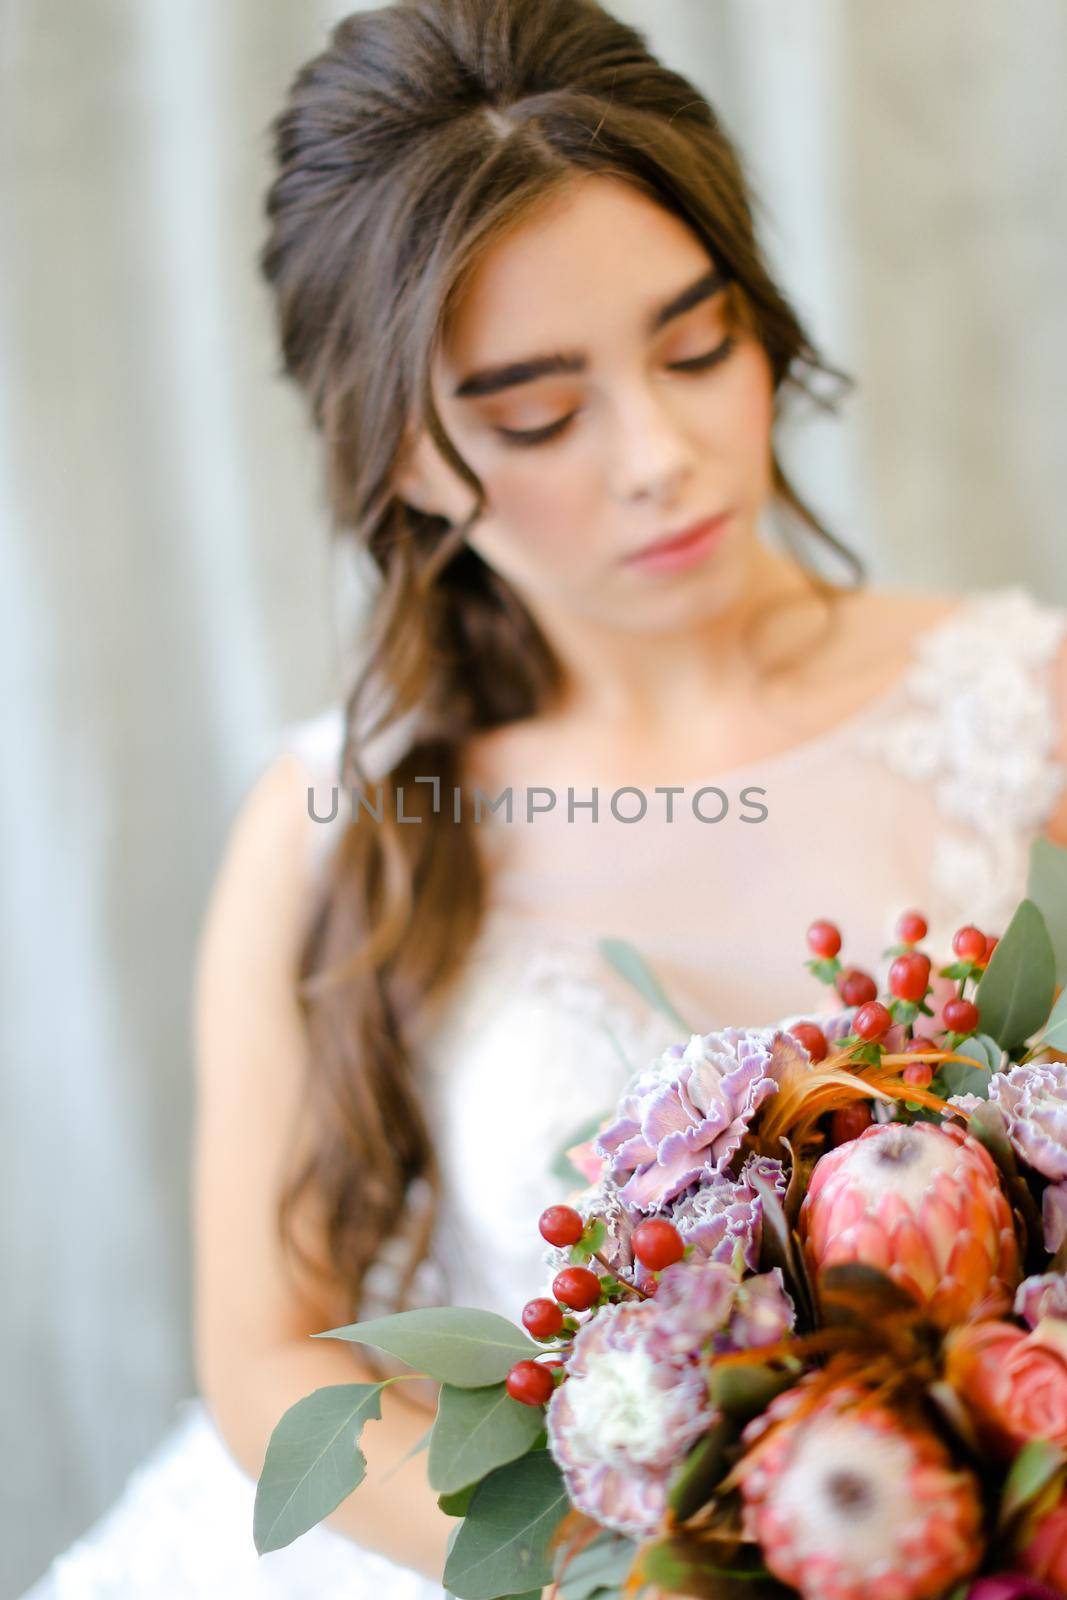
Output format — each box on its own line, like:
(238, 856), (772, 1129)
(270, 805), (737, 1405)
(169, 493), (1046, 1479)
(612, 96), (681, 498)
(3, 0), (1066, 1592)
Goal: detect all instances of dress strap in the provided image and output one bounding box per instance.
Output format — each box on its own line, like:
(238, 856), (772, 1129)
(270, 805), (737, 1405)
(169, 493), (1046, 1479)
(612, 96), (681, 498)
(857, 584), (1067, 935)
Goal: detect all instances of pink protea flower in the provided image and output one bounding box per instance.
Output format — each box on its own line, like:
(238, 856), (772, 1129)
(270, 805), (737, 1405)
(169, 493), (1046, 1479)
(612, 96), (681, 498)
(1020, 1489), (1067, 1593)
(800, 1120), (1021, 1326)
(945, 1317), (1067, 1457)
(596, 1028), (799, 1211)
(736, 1384), (984, 1600)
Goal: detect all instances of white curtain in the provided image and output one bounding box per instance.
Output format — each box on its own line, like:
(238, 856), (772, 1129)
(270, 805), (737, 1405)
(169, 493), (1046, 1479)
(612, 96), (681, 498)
(4, 1), (1065, 1589)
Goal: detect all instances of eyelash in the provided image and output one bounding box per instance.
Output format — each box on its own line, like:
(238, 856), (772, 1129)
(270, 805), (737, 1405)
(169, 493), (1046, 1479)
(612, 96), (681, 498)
(494, 334), (739, 448)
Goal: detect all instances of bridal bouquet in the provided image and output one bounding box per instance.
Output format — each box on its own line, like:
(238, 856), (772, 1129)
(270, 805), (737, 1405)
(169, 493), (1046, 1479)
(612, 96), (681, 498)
(255, 837), (1067, 1600)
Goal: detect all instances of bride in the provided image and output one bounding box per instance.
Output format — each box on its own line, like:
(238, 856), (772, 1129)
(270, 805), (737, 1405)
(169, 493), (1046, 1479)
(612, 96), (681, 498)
(27, 0), (1067, 1594)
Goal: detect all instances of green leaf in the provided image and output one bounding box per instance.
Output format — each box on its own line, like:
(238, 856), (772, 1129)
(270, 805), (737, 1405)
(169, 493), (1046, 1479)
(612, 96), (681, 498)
(253, 1382), (384, 1553)
(936, 1033), (1004, 1099)
(1028, 836), (1067, 983)
(428, 1382), (546, 1494)
(975, 898), (1057, 1052)
(597, 936), (695, 1032)
(313, 1307), (537, 1387)
(666, 1417), (734, 1520)
(1041, 987), (1067, 1053)
(443, 1450), (569, 1600)
(708, 1361), (795, 1423)
(638, 1537), (778, 1598)
(570, 1217), (607, 1264)
(999, 1439), (1067, 1529)
(439, 1483), (477, 1517)
(555, 1529), (637, 1599)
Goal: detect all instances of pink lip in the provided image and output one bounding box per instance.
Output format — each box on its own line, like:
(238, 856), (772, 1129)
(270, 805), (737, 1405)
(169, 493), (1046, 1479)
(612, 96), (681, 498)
(623, 511), (732, 574)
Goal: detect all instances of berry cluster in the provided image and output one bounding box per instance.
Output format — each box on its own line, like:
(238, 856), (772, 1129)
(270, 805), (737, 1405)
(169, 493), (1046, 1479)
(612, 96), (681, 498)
(794, 911), (999, 1133)
(504, 1206), (686, 1406)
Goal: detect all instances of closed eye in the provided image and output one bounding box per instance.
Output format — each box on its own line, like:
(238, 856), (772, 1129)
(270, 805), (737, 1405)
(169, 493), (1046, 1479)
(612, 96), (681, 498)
(665, 333), (737, 374)
(494, 335), (738, 447)
(494, 413), (578, 447)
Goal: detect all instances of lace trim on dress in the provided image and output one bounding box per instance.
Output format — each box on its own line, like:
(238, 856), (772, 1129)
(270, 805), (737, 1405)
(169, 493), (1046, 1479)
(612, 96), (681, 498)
(854, 584), (1067, 938)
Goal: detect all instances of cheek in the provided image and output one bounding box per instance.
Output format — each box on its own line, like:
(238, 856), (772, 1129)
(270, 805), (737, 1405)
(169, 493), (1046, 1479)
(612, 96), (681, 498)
(461, 443), (601, 586)
(698, 344), (775, 467)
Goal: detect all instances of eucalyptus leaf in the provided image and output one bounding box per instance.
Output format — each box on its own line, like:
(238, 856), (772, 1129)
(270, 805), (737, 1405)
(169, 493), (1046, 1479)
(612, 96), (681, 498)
(253, 1382), (384, 1553)
(975, 899), (1056, 1052)
(1028, 836), (1067, 983)
(1042, 988), (1067, 1053)
(597, 936), (695, 1033)
(936, 1031), (1006, 1099)
(442, 1450), (569, 1600)
(428, 1382), (546, 1494)
(313, 1307), (537, 1387)
(555, 1529), (637, 1599)
(439, 1483), (477, 1518)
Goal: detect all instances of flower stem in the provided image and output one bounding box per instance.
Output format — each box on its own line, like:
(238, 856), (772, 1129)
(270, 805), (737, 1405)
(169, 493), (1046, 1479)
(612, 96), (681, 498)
(592, 1250), (650, 1299)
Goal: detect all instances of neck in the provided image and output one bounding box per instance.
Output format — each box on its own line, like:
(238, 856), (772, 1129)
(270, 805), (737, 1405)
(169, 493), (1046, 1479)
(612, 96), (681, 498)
(534, 544), (839, 735)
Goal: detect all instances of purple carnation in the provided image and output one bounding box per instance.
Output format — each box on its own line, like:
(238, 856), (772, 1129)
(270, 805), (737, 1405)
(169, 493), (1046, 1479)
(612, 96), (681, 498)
(545, 1296), (712, 1537)
(669, 1154), (788, 1274)
(1015, 1272), (1067, 1329)
(987, 1061), (1067, 1181)
(652, 1260), (795, 1359)
(546, 1261), (795, 1538)
(596, 1029), (799, 1211)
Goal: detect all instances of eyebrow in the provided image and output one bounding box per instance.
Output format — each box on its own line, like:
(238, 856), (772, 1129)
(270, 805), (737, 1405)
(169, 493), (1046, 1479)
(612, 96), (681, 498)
(452, 265), (728, 399)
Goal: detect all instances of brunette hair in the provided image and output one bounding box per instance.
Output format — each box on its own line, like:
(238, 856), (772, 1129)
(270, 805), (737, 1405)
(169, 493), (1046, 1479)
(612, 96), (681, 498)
(259, 0), (861, 1318)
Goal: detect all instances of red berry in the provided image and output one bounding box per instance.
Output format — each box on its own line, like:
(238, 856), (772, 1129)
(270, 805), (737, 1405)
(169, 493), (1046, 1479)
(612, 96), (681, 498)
(830, 1101), (874, 1145)
(807, 920), (842, 959)
(837, 968), (878, 1007)
(982, 934), (999, 965)
(521, 1298), (564, 1341)
(790, 1022), (829, 1062)
(902, 1061), (934, 1090)
(896, 910), (928, 945)
(888, 951), (931, 1003)
(505, 1360), (555, 1407)
(853, 1000), (892, 1042)
(539, 1205), (584, 1247)
(552, 1266), (601, 1311)
(942, 997), (980, 1035)
(903, 1034), (936, 1053)
(952, 925), (987, 963)
(631, 1219), (685, 1272)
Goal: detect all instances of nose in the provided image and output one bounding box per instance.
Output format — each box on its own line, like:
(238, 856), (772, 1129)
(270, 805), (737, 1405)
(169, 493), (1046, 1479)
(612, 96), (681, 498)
(604, 379), (698, 506)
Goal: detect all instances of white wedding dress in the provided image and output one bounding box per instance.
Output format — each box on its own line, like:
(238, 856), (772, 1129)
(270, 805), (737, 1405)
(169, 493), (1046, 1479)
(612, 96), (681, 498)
(24, 584), (1067, 1598)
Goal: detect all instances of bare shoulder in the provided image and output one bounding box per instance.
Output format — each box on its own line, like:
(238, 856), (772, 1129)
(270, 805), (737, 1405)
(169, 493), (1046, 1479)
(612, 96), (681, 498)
(193, 751), (350, 1390)
(195, 750), (322, 990)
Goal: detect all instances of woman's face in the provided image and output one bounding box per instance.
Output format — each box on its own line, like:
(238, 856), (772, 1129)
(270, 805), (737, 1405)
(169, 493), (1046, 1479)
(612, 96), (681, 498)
(396, 174), (776, 636)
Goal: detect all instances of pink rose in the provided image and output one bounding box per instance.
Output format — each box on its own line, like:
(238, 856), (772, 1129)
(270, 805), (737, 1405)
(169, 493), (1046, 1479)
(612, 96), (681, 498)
(1020, 1491), (1067, 1592)
(946, 1319), (1067, 1457)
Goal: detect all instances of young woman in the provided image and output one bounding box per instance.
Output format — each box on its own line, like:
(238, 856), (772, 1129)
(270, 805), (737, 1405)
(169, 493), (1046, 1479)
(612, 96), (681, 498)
(27, 0), (1067, 1595)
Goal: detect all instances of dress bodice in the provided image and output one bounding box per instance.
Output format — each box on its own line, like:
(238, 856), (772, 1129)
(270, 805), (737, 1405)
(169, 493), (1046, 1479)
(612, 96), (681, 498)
(276, 584), (1067, 1327)
(26, 584), (1066, 1600)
